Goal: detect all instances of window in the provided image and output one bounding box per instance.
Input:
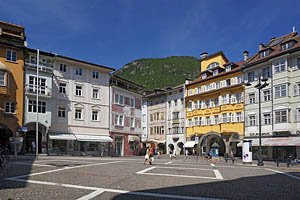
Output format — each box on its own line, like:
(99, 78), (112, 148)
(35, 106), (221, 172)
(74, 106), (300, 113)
(172, 112), (179, 120)
(58, 107), (66, 118)
(5, 102), (15, 113)
(281, 41), (294, 50)
(91, 111), (99, 121)
(168, 101), (171, 108)
(92, 89), (99, 99)
(206, 116), (211, 125)
(222, 95), (228, 105)
(274, 85), (287, 98)
(75, 67), (83, 76)
(226, 79), (231, 86)
(236, 112), (242, 122)
(115, 114), (124, 126)
(160, 112), (165, 120)
(207, 62), (219, 69)
(249, 115), (256, 126)
(263, 113), (271, 125)
(174, 99), (177, 107)
(6, 50), (17, 62)
(129, 117), (134, 128)
(188, 89), (193, 96)
(259, 50), (271, 58)
(275, 110), (287, 123)
(150, 127), (154, 135)
(194, 117), (200, 126)
(161, 126), (165, 135)
(142, 114), (146, 122)
(263, 90), (271, 101)
(216, 82), (220, 89)
(236, 93), (243, 103)
(115, 94), (124, 105)
(274, 59), (286, 73)
(92, 71), (99, 79)
(150, 114), (153, 122)
(262, 67), (271, 79)
(205, 100), (210, 108)
(225, 65), (231, 72)
(75, 85), (82, 96)
(237, 76), (242, 84)
(194, 100), (199, 110)
(249, 93), (256, 104)
(59, 83), (66, 94)
(206, 84), (211, 91)
(29, 76), (46, 94)
(214, 115), (219, 124)
(202, 73), (207, 79)
(59, 64), (67, 72)
(297, 57), (300, 70)
(222, 113), (227, 123)
(214, 98), (219, 106)
(188, 119), (193, 127)
(75, 109), (82, 120)
(28, 100), (46, 113)
(0, 71), (5, 86)
(130, 98), (135, 107)
(213, 69), (218, 76)
(30, 56), (37, 64)
(188, 102), (192, 111)
(248, 72), (254, 82)
(294, 83), (300, 96)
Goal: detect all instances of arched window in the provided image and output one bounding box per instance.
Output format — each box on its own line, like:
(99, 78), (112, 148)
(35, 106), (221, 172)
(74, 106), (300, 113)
(207, 62), (219, 70)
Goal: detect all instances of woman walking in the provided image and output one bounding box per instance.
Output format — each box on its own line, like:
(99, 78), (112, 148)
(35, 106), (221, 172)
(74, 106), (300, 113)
(144, 147), (152, 165)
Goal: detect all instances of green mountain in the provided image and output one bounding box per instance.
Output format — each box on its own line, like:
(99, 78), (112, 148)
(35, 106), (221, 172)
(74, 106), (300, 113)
(114, 56), (201, 91)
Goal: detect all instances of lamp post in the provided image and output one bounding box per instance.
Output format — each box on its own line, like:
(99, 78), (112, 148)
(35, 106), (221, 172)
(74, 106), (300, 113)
(246, 74), (268, 166)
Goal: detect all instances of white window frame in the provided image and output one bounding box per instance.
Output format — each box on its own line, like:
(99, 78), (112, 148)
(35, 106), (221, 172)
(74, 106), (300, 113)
(202, 73), (207, 79)
(75, 67), (83, 76)
(236, 112), (242, 122)
(274, 84), (287, 98)
(188, 89), (193, 96)
(75, 85), (83, 96)
(58, 106), (66, 118)
(6, 49), (17, 62)
(75, 108), (83, 120)
(263, 113), (271, 125)
(249, 115), (256, 126)
(92, 110), (99, 121)
(115, 114), (124, 126)
(59, 63), (67, 72)
(273, 59), (286, 73)
(225, 65), (231, 72)
(263, 89), (271, 101)
(92, 71), (99, 79)
(92, 88), (99, 99)
(59, 82), (66, 94)
(0, 71), (5, 86)
(5, 102), (15, 113)
(130, 117), (135, 128)
(249, 93), (256, 104)
(275, 110), (288, 123)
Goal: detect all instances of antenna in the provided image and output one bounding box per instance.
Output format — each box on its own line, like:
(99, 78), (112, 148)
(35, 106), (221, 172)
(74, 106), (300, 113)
(293, 26), (296, 32)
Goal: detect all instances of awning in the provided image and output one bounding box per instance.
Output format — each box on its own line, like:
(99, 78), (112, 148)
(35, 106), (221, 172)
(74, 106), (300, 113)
(49, 133), (76, 141)
(144, 139), (165, 144)
(184, 141), (196, 148)
(75, 134), (113, 142)
(237, 137), (300, 147)
(128, 135), (140, 142)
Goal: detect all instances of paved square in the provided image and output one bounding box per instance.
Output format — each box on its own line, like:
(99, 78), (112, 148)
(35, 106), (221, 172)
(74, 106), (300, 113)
(1, 156), (300, 200)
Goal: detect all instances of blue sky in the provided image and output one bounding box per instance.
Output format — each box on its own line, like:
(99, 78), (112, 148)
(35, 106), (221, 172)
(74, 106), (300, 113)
(1, 0), (300, 70)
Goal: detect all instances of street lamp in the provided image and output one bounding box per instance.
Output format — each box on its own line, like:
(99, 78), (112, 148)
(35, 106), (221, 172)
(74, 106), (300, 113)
(245, 74), (268, 166)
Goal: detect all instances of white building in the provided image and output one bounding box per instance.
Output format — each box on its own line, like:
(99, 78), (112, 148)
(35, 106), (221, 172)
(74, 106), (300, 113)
(23, 49), (54, 154)
(166, 84), (185, 155)
(141, 98), (148, 144)
(49, 55), (114, 155)
(242, 31), (300, 160)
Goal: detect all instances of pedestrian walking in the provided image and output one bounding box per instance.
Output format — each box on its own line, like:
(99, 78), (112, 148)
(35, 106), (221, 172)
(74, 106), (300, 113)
(31, 141), (36, 153)
(144, 147), (151, 165)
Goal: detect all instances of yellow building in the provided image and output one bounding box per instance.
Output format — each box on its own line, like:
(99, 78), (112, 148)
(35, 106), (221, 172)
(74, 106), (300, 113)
(185, 52), (244, 156)
(0, 21), (26, 148)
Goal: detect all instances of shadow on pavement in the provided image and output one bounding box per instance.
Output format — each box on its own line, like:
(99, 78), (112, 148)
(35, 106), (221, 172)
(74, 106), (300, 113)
(112, 171), (300, 200)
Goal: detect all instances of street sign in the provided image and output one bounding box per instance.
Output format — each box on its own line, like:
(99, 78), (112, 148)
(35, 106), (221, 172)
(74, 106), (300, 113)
(195, 136), (199, 144)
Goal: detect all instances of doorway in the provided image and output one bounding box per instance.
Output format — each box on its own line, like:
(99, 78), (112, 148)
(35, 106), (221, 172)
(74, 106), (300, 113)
(25, 131), (42, 153)
(115, 136), (123, 156)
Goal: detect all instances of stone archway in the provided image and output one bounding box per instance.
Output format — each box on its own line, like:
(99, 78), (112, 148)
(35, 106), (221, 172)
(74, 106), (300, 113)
(0, 123), (13, 149)
(229, 132), (242, 157)
(24, 122), (47, 154)
(200, 132), (226, 156)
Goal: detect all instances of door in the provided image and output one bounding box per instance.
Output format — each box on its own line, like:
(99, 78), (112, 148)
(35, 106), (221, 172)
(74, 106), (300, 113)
(115, 136), (123, 156)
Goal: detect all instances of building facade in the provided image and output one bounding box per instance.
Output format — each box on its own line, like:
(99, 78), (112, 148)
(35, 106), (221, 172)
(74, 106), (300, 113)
(110, 75), (143, 156)
(141, 98), (148, 144)
(0, 21), (26, 152)
(49, 55), (114, 156)
(166, 84), (185, 155)
(23, 49), (54, 154)
(185, 52), (244, 156)
(242, 31), (300, 160)
(145, 89), (167, 153)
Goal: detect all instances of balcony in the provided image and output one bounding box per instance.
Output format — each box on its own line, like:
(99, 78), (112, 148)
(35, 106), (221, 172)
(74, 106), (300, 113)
(25, 61), (53, 73)
(25, 84), (51, 97)
(172, 119), (179, 124)
(0, 86), (10, 96)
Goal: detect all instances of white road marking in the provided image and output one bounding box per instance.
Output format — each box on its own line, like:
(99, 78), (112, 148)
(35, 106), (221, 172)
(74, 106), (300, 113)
(6, 177), (222, 200)
(161, 163), (212, 167)
(35, 159), (95, 164)
(265, 168), (300, 181)
(136, 166), (157, 174)
(76, 189), (105, 200)
(13, 162), (57, 167)
(213, 170), (223, 180)
(155, 166), (213, 171)
(210, 163), (215, 167)
(7, 161), (123, 179)
(136, 172), (221, 179)
(165, 161), (173, 165)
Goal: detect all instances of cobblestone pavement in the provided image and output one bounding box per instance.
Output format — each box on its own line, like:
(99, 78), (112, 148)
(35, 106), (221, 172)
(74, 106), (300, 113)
(1, 155), (300, 200)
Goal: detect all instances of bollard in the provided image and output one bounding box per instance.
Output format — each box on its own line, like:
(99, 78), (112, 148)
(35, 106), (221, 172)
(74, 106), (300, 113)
(276, 159), (279, 167)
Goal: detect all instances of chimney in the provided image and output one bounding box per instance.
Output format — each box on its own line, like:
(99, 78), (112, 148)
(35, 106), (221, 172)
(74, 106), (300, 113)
(243, 51), (249, 61)
(200, 52), (208, 59)
(259, 43), (265, 51)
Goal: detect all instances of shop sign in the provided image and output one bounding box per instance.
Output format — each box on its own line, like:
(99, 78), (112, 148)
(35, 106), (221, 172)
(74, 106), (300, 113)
(249, 132), (271, 137)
